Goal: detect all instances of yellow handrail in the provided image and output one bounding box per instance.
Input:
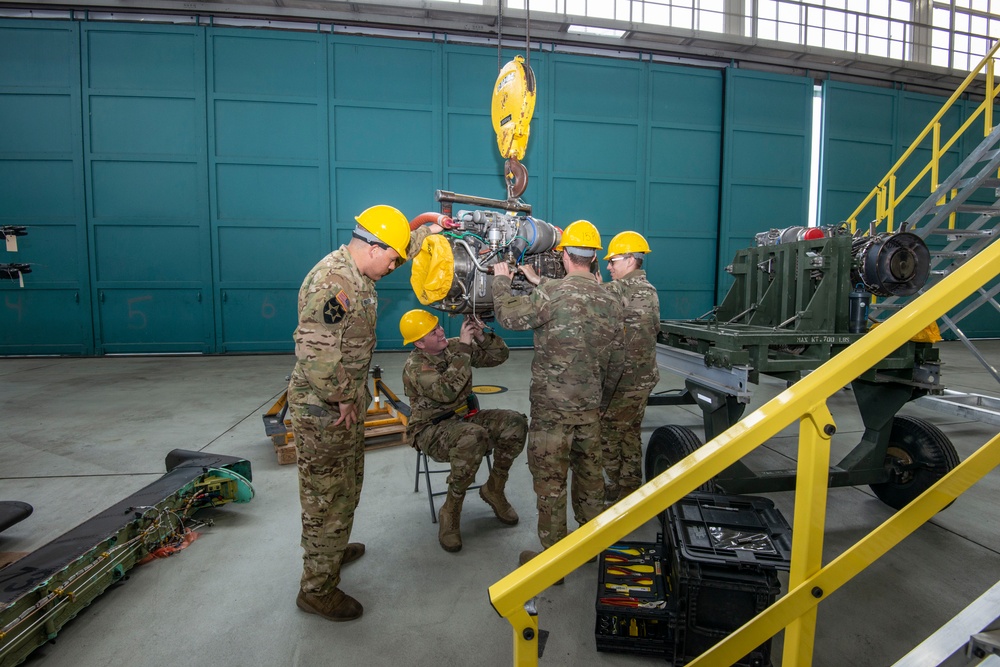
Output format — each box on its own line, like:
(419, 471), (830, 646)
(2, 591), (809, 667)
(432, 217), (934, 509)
(489, 237), (1000, 666)
(846, 39), (1000, 233)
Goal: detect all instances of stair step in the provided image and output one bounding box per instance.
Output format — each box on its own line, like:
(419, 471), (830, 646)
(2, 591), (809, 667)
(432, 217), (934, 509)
(932, 250), (971, 259)
(870, 302), (905, 311)
(956, 176), (1000, 188)
(928, 228), (996, 238)
(953, 204), (1000, 214)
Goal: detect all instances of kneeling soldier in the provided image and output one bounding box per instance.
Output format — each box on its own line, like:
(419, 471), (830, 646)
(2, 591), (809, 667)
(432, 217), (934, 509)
(400, 310), (527, 552)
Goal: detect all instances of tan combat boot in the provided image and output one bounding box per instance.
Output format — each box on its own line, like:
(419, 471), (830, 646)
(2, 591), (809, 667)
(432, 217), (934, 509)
(617, 486), (640, 502)
(343, 542), (365, 565)
(479, 470), (519, 525)
(437, 490), (465, 552)
(296, 588), (363, 622)
(604, 482), (621, 505)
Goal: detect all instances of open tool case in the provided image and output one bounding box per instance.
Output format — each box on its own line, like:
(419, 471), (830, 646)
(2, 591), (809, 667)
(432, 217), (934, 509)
(594, 540), (675, 658)
(595, 493), (792, 665)
(668, 492), (791, 666)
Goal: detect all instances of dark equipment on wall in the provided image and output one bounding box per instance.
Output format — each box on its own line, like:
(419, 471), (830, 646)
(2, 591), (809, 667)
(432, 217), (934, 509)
(0, 264), (30, 281)
(646, 225), (957, 510)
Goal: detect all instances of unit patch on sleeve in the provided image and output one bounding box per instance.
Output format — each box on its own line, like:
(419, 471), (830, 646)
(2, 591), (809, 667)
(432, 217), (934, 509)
(323, 298), (346, 325)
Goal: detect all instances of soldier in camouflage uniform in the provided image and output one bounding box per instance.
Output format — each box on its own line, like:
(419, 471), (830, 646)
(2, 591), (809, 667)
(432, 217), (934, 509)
(400, 310), (527, 552)
(601, 231), (660, 503)
(288, 204), (442, 622)
(493, 220), (624, 577)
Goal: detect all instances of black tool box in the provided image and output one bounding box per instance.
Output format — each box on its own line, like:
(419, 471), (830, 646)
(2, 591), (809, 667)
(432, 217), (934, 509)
(665, 493), (792, 667)
(594, 541), (675, 658)
(594, 494), (791, 665)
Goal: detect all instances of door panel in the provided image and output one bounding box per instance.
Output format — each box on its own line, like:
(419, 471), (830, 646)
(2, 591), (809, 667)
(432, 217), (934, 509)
(719, 69), (812, 299)
(0, 20), (90, 354)
(83, 24), (213, 354)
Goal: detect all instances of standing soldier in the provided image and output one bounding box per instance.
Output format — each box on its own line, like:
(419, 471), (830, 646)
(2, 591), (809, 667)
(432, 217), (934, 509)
(601, 231), (660, 503)
(288, 204), (442, 622)
(492, 219), (624, 578)
(400, 310), (527, 552)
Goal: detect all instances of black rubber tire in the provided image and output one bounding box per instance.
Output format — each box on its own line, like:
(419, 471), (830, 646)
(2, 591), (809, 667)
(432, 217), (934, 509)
(869, 415), (960, 511)
(643, 424), (715, 492)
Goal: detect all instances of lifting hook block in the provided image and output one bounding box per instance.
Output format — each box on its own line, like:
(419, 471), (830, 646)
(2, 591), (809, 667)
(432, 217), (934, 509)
(505, 158), (529, 199)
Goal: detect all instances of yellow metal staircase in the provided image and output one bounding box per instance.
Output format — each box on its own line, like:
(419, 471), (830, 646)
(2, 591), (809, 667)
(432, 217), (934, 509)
(846, 41), (1000, 390)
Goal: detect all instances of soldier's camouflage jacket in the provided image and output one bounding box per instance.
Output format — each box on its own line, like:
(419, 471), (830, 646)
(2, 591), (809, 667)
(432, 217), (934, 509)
(401, 332), (509, 439)
(492, 273), (625, 421)
(288, 226), (434, 411)
(605, 268), (660, 392)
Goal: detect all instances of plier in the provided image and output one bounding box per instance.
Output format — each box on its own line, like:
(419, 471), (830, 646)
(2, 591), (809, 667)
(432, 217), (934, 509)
(599, 597), (667, 609)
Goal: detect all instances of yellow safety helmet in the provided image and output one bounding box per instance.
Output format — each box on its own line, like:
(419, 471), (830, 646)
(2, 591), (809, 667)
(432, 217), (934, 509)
(400, 309), (440, 345)
(355, 205), (411, 259)
(554, 220), (602, 251)
(604, 231), (651, 260)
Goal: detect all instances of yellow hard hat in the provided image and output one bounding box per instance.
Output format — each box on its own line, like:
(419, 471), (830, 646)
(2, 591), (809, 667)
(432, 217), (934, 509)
(400, 309), (440, 345)
(355, 205), (411, 259)
(604, 231), (651, 260)
(554, 220), (602, 251)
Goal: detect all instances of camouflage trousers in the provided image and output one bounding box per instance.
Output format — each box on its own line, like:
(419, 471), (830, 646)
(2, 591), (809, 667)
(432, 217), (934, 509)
(289, 398), (365, 597)
(527, 413), (605, 549)
(601, 388), (652, 499)
(414, 409), (527, 495)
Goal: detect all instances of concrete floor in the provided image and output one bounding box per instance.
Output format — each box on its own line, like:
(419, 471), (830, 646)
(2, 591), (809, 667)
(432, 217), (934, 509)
(1, 340), (999, 667)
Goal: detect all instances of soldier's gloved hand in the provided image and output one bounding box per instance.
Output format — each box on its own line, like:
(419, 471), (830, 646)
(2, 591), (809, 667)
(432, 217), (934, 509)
(335, 401), (359, 428)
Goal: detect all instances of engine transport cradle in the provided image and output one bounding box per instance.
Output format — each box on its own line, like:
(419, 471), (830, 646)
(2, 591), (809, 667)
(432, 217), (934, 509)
(644, 228), (957, 510)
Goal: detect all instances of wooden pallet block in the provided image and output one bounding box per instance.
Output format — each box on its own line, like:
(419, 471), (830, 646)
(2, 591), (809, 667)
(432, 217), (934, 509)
(275, 442), (297, 465)
(364, 422), (408, 451)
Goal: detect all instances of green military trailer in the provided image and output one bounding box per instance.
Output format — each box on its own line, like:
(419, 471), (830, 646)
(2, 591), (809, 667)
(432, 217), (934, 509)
(644, 226), (958, 510)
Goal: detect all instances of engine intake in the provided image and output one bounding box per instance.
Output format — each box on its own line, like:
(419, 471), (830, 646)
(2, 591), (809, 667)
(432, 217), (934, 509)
(410, 210), (565, 315)
(851, 231), (930, 297)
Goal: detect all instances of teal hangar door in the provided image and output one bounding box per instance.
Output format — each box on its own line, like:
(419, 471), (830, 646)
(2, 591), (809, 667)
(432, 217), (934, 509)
(547, 52), (645, 271)
(718, 68), (813, 300)
(644, 63), (723, 320)
(818, 81), (899, 229)
(82, 24), (214, 354)
(0, 21), (92, 355)
(329, 36), (442, 349)
(821, 81), (998, 337)
(208, 29), (328, 353)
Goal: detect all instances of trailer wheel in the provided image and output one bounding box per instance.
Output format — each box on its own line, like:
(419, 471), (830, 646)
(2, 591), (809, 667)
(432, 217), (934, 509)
(869, 416), (960, 510)
(643, 425), (715, 492)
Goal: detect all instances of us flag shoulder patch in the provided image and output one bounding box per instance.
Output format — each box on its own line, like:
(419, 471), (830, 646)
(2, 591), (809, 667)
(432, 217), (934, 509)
(336, 290), (351, 310)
